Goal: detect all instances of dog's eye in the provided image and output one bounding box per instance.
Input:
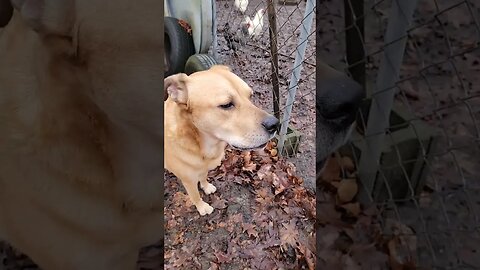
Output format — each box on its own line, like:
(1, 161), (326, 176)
(219, 102), (234, 109)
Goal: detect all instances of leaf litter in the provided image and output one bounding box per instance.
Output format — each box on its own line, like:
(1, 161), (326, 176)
(163, 141), (316, 270)
(316, 153), (422, 270)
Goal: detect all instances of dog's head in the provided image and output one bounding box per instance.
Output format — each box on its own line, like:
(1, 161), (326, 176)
(165, 65), (279, 150)
(316, 62), (365, 172)
(1, 0), (164, 134)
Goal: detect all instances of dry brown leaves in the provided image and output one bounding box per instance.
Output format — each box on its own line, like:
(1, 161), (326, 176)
(163, 141), (316, 269)
(317, 153), (419, 270)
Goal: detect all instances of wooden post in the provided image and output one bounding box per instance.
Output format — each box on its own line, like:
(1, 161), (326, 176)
(267, 0), (281, 123)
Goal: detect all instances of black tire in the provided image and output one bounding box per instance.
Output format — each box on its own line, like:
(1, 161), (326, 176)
(184, 54), (218, 75)
(164, 17), (195, 77)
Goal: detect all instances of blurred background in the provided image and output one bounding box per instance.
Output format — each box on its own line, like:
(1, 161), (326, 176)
(317, 0), (480, 269)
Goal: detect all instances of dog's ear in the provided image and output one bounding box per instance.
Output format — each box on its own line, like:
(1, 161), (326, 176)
(0, 0), (13, 27)
(210, 65), (231, 72)
(11, 0), (74, 34)
(164, 73), (189, 105)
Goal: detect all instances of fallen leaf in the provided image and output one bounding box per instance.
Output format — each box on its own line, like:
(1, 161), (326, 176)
(320, 156), (342, 182)
(233, 175), (244, 185)
(242, 243), (267, 259)
(255, 187), (270, 198)
(330, 181), (341, 189)
(255, 196), (273, 210)
(242, 223), (259, 238)
(275, 169), (291, 189)
(166, 217), (177, 229)
(214, 251), (230, 264)
(351, 244), (389, 269)
(242, 161), (257, 172)
(229, 213), (244, 224)
(337, 179), (358, 203)
(272, 173), (286, 195)
(264, 142), (272, 151)
(257, 164), (272, 180)
(385, 219), (417, 269)
(317, 202), (342, 224)
(388, 238), (417, 270)
(223, 154), (240, 169)
(285, 162), (296, 176)
(341, 254), (361, 270)
(172, 249), (191, 267)
(341, 202), (361, 216)
(298, 243), (316, 270)
(211, 197), (228, 209)
(317, 249), (342, 269)
(280, 220), (299, 249)
(172, 231), (185, 245)
(255, 256), (277, 270)
(208, 262), (220, 270)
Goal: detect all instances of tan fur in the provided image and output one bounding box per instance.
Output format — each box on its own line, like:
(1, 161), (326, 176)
(0, 1), (163, 269)
(164, 65), (277, 216)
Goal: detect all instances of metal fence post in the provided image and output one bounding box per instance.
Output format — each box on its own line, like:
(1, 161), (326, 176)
(277, 0), (316, 155)
(212, 0), (219, 60)
(357, 0), (419, 202)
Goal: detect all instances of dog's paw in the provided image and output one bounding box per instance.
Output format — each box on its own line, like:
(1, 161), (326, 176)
(201, 183), (217, 195)
(196, 201), (214, 216)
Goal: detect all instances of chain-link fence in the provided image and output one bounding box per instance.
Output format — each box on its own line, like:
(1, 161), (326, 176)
(318, 0), (480, 268)
(214, 0), (317, 190)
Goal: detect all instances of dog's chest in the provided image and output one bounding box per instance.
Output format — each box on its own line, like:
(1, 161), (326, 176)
(205, 150), (225, 171)
(202, 142), (227, 170)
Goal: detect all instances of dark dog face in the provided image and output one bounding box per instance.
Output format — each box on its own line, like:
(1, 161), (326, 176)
(316, 62), (364, 172)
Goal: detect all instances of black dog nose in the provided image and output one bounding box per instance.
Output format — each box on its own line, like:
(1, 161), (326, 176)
(262, 116), (279, 134)
(317, 66), (364, 124)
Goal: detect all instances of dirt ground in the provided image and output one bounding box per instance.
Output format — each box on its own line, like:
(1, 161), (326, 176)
(164, 145), (316, 269)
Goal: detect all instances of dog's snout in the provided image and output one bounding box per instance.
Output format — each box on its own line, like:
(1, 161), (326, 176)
(317, 76), (364, 123)
(262, 116), (279, 134)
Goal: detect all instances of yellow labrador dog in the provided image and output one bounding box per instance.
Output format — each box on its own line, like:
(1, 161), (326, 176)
(0, 0), (163, 269)
(164, 65), (279, 216)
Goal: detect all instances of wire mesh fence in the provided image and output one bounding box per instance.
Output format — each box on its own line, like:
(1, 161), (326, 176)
(214, 0), (317, 189)
(318, 0), (480, 268)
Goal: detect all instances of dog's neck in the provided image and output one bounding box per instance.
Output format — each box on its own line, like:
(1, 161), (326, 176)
(0, 16), (163, 211)
(170, 103), (227, 161)
(198, 129), (228, 160)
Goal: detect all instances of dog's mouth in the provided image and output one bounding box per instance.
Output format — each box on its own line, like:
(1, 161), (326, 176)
(230, 141), (268, 151)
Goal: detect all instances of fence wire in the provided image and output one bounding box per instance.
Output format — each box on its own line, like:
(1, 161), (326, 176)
(318, 0), (480, 268)
(214, 0), (317, 190)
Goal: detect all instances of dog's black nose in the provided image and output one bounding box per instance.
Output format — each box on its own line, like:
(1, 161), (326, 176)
(317, 66), (364, 125)
(262, 116), (279, 134)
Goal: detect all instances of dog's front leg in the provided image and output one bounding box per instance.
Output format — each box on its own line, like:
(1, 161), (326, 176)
(200, 178), (217, 195)
(183, 180), (214, 216)
(178, 172), (214, 216)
